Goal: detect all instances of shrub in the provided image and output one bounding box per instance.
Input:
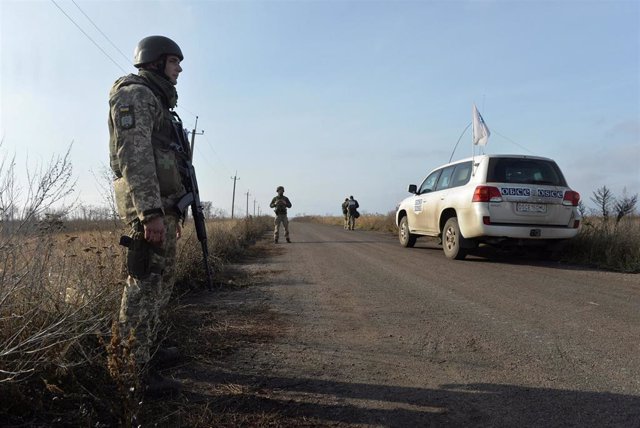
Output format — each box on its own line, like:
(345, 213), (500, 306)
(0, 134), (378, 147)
(0, 214), (271, 425)
(563, 216), (640, 273)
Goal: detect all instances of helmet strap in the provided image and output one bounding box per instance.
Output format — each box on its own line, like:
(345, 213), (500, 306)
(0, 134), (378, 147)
(145, 55), (172, 82)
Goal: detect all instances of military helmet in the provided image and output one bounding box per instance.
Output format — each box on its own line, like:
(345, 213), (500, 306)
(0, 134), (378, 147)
(134, 35), (183, 68)
(277, 186), (285, 192)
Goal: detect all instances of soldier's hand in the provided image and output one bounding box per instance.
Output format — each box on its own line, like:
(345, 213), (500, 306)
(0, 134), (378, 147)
(176, 222), (182, 240)
(144, 216), (166, 246)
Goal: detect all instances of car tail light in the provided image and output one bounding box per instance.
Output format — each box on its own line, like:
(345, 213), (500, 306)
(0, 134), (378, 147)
(563, 190), (580, 206)
(473, 186), (502, 203)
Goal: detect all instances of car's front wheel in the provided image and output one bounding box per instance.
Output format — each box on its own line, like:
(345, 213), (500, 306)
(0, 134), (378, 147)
(398, 216), (417, 248)
(442, 217), (467, 260)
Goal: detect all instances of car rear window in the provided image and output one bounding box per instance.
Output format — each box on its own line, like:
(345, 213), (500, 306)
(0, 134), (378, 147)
(486, 158), (567, 186)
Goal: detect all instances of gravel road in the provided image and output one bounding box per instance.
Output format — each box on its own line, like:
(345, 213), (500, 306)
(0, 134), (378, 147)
(194, 221), (640, 427)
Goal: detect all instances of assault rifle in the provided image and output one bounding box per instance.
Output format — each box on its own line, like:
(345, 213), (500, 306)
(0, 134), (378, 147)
(170, 112), (214, 290)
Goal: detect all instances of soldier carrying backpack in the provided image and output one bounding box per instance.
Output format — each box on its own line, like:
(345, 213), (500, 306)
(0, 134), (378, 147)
(346, 195), (360, 230)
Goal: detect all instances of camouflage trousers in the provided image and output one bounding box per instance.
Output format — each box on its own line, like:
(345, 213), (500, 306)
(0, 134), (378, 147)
(347, 213), (357, 230)
(119, 215), (178, 368)
(343, 213), (348, 229)
(274, 214), (289, 241)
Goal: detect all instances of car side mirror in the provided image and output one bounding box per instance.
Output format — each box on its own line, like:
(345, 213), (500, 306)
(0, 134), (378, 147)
(407, 184), (417, 194)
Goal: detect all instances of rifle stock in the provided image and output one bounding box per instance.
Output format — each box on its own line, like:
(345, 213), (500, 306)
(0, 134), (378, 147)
(171, 112), (214, 290)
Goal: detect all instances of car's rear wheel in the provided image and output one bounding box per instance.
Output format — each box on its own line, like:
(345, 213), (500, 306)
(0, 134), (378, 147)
(443, 217), (467, 260)
(398, 216), (417, 248)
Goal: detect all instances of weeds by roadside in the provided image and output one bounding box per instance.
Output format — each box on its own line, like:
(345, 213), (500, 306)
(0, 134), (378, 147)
(563, 216), (640, 273)
(0, 215), (271, 426)
(296, 212), (396, 233)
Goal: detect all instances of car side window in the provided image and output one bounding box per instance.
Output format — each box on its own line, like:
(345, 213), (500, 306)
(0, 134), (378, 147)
(450, 161), (473, 188)
(435, 166), (456, 191)
(418, 170), (441, 194)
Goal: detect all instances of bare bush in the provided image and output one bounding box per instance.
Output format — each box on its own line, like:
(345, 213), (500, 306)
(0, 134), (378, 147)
(0, 143), (271, 424)
(590, 185), (614, 221)
(614, 191), (638, 224)
(91, 164), (119, 224)
(0, 144), (122, 386)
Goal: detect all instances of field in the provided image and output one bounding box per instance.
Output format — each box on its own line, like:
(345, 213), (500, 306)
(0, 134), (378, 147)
(0, 216), (271, 426)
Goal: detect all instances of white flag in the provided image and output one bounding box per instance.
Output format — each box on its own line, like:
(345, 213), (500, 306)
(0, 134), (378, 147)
(472, 104), (490, 146)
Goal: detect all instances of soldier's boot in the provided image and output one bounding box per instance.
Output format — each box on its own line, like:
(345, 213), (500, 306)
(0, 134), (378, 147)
(274, 238), (278, 244)
(145, 370), (182, 397)
(151, 346), (180, 369)
(286, 237), (291, 243)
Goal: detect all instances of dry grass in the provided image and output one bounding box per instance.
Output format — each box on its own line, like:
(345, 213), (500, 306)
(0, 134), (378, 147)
(0, 215), (272, 426)
(296, 212), (397, 233)
(563, 216), (640, 273)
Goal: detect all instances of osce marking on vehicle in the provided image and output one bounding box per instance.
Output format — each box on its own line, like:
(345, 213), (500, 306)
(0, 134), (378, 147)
(414, 199), (423, 213)
(537, 189), (564, 199)
(501, 187), (531, 197)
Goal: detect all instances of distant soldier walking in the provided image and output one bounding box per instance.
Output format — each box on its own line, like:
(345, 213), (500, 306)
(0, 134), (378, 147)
(347, 195), (360, 230)
(341, 197), (349, 229)
(270, 186), (292, 243)
(108, 35), (186, 395)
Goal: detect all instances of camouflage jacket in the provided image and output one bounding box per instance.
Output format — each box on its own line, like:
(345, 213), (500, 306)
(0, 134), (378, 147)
(270, 196), (292, 215)
(108, 74), (186, 224)
(341, 201), (349, 214)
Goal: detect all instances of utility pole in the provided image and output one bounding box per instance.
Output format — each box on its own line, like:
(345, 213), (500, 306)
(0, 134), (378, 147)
(253, 199), (256, 216)
(245, 190), (250, 218)
(189, 116), (204, 161)
(230, 172), (239, 219)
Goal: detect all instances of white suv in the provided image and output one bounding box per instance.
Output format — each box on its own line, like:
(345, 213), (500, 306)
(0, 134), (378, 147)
(395, 154), (581, 259)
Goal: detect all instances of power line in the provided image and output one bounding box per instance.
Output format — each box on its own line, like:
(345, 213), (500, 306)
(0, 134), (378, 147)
(492, 129), (535, 155)
(50, 0), (127, 74)
(201, 133), (234, 177)
(176, 104), (198, 119)
(71, 0), (133, 66)
(53, 0), (201, 124)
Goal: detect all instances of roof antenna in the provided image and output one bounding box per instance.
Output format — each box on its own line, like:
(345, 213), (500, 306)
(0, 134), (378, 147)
(449, 122), (471, 163)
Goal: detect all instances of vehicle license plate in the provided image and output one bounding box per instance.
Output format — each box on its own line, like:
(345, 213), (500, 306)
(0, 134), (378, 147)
(517, 203), (546, 213)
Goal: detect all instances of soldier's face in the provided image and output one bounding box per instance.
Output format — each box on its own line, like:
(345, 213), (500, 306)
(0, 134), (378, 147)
(164, 55), (182, 85)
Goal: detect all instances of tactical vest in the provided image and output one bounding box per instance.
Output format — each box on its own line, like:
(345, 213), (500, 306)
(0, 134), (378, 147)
(109, 74), (185, 219)
(273, 196), (289, 215)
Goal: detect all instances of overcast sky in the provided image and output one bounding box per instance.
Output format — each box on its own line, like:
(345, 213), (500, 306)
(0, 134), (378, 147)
(1, 0), (638, 217)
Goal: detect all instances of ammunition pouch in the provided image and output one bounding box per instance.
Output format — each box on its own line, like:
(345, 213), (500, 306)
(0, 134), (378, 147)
(119, 221), (165, 280)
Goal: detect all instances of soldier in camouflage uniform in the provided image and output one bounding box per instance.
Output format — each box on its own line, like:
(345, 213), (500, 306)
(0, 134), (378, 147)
(341, 197), (349, 229)
(270, 186), (292, 243)
(108, 35), (186, 394)
(347, 195), (360, 230)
